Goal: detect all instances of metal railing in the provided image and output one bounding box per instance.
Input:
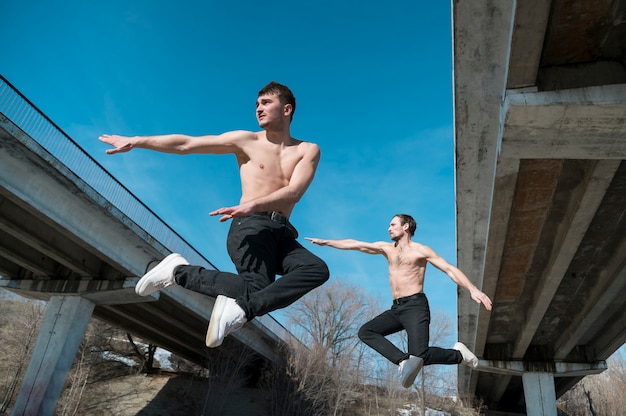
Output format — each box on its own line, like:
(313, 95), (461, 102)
(0, 74), (217, 270)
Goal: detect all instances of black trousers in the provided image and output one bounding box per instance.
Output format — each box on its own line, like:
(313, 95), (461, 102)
(174, 213), (329, 320)
(358, 293), (462, 365)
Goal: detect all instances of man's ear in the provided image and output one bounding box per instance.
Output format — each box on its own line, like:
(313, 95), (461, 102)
(283, 103), (293, 117)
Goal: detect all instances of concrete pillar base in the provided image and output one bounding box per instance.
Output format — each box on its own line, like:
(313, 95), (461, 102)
(522, 372), (557, 416)
(11, 295), (95, 416)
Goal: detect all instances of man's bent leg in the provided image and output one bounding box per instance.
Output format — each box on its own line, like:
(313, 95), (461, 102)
(244, 241), (329, 318)
(175, 266), (247, 299)
(421, 346), (463, 365)
(173, 266), (250, 347)
(358, 310), (406, 364)
(397, 294), (430, 361)
(399, 356), (423, 388)
(399, 295), (462, 365)
(204, 215), (279, 347)
(226, 215), (280, 318)
(206, 295), (247, 348)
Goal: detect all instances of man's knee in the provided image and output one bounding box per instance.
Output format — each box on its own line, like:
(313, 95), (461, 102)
(358, 323), (372, 341)
(310, 259), (330, 284)
(319, 261), (330, 282)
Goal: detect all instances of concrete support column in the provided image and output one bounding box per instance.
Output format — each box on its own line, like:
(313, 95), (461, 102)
(12, 295), (95, 416)
(521, 372), (557, 416)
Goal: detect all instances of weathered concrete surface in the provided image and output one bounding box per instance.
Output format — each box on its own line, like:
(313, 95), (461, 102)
(453, 0), (626, 412)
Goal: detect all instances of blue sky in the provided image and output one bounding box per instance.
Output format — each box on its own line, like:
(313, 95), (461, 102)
(1, 1), (459, 330)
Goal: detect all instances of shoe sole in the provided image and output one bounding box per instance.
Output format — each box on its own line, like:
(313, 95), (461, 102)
(135, 253), (184, 296)
(206, 295), (227, 348)
(401, 357), (423, 388)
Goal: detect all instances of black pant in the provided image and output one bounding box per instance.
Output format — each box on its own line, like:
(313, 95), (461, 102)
(174, 213), (329, 320)
(358, 293), (462, 365)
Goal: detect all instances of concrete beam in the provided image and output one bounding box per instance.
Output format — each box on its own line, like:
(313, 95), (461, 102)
(554, 237), (626, 359)
(477, 359), (608, 377)
(512, 160), (621, 358)
(501, 85), (626, 160)
(589, 306), (626, 360)
(0, 194), (107, 277)
(453, 0), (517, 396)
(476, 157), (520, 356)
(0, 240), (54, 276)
(11, 296), (95, 416)
(507, 0), (552, 88)
(0, 278), (155, 305)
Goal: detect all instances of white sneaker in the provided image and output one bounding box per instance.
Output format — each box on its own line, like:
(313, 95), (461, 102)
(398, 355), (423, 388)
(135, 253), (189, 296)
(206, 295), (247, 348)
(454, 342), (478, 368)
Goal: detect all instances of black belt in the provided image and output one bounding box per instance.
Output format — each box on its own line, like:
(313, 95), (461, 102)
(256, 211), (288, 224)
(393, 293), (423, 305)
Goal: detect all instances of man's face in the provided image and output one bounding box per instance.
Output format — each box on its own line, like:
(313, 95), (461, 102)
(256, 93), (289, 129)
(388, 216), (406, 241)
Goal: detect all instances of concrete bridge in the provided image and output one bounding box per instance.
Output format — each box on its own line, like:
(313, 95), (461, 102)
(0, 76), (292, 416)
(454, 0), (626, 414)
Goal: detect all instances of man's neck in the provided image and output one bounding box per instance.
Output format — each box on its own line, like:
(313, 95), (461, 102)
(264, 128), (292, 144)
(394, 235), (413, 248)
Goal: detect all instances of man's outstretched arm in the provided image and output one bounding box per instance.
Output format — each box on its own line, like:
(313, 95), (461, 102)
(305, 238), (386, 255)
(424, 247), (493, 311)
(99, 131), (253, 155)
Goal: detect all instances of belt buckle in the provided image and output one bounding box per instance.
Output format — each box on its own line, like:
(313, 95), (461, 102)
(270, 211), (284, 223)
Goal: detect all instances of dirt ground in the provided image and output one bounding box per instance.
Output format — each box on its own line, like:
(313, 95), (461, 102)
(69, 372), (270, 416)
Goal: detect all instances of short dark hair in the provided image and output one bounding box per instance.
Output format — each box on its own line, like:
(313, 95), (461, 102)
(395, 214), (417, 236)
(258, 81), (296, 120)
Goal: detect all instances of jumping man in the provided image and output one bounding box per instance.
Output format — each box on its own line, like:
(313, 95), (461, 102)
(306, 214), (491, 388)
(100, 81), (330, 348)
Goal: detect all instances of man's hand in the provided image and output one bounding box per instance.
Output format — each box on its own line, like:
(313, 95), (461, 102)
(305, 237), (327, 246)
(210, 202), (255, 222)
(99, 134), (134, 154)
(470, 289), (493, 311)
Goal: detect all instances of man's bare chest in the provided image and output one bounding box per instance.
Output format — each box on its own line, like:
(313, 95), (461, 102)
(243, 144), (302, 174)
(389, 248), (426, 269)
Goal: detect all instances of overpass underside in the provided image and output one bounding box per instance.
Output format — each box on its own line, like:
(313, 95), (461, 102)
(0, 79), (288, 415)
(454, 0), (626, 414)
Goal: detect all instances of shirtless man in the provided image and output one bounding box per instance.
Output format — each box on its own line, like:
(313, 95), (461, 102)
(99, 81), (329, 348)
(306, 214), (491, 388)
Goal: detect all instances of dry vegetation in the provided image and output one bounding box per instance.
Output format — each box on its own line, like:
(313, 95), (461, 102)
(557, 349), (626, 415)
(3, 286), (622, 415)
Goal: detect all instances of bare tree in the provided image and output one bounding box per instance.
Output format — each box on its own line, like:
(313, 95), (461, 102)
(57, 342), (90, 416)
(283, 281), (479, 414)
(558, 346), (626, 415)
(261, 343), (331, 416)
(200, 345), (257, 416)
(287, 280), (374, 367)
(283, 280), (381, 414)
(126, 333), (159, 374)
(0, 298), (45, 413)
